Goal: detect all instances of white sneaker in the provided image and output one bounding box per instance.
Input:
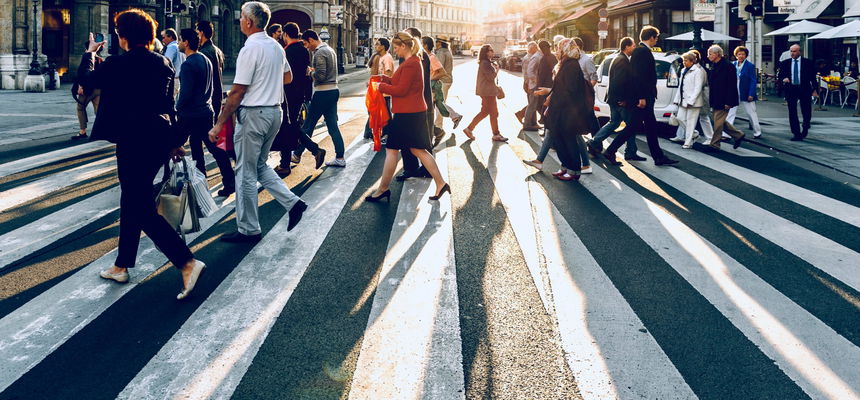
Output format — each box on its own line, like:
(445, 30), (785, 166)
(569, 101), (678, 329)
(325, 158), (346, 168)
(580, 166), (593, 174)
(99, 268), (129, 283)
(682, 144), (693, 149)
(290, 153), (301, 164)
(691, 131), (700, 141)
(669, 137), (684, 143)
(753, 132), (762, 138)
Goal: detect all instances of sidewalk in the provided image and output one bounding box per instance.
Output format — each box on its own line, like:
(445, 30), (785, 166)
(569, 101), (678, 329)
(732, 94), (860, 178)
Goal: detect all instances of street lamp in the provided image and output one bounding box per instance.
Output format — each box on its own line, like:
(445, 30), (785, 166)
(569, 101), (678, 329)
(28, 0), (41, 76)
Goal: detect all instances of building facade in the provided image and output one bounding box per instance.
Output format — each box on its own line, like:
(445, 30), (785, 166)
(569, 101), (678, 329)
(484, 8), (524, 43)
(370, 0), (417, 38)
(0, 0), (370, 90)
(414, 0), (480, 48)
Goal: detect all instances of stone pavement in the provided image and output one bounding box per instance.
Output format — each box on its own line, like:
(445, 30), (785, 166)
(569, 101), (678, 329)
(730, 94), (860, 178)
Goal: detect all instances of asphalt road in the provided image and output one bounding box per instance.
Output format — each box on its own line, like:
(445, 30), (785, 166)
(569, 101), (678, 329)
(0, 57), (859, 400)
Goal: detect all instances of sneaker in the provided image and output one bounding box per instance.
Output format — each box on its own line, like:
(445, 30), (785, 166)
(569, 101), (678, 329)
(291, 153), (301, 164)
(669, 137), (684, 143)
(682, 144), (693, 149)
(71, 133), (88, 140)
(753, 132), (762, 138)
(325, 158), (346, 168)
(580, 166), (593, 174)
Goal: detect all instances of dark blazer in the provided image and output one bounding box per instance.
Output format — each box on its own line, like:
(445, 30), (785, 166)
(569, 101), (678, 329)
(420, 50), (432, 107)
(536, 52), (558, 89)
(475, 59), (498, 97)
(285, 41), (311, 98)
(778, 56), (817, 96)
(708, 57), (740, 110)
(607, 54), (634, 105)
(72, 54), (102, 103)
(545, 58), (591, 136)
(79, 47), (181, 147)
(631, 43), (657, 101)
(733, 60), (757, 101)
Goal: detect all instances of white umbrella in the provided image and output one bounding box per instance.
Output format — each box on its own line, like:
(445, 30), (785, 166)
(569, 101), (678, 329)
(808, 20), (860, 40)
(809, 20), (860, 115)
(844, 3), (860, 18)
(764, 20), (833, 36)
(665, 29), (740, 42)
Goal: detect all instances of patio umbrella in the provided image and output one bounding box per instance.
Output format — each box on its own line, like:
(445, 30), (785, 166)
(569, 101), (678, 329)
(809, 20), (860, 115)
(844, 3), (860, 18)
(665, 29), (740, 41)
(764, 20), (833, 36)
(766, 20), (834, 58)
(808, 20), (860, 40)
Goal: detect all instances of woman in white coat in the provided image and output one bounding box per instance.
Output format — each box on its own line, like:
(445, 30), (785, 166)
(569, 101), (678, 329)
(672, 51), (707, 148)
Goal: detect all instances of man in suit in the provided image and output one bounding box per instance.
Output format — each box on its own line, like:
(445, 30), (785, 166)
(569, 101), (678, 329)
(588, 36), (640, 164)
(603, 26), (677, 166)
(727, 46), (762, 138)
(705, 44), (745, 151)
(778, 44), (818, 141)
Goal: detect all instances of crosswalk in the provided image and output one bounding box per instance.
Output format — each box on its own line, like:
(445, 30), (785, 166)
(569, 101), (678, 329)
(1, 97), (860, 399)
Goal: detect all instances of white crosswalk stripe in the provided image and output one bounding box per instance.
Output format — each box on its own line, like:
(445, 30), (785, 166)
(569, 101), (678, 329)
(1, 114), (859, 400)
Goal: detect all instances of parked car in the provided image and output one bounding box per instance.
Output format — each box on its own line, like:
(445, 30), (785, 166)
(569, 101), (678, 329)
(591, 49), (619, 67)
(470, 44), (483, 57)
(500, 46), (528, 71)
(594, 52), (682, 124)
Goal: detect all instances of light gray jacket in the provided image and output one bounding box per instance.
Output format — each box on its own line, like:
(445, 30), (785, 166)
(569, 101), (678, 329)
(311, 43), (338, 87)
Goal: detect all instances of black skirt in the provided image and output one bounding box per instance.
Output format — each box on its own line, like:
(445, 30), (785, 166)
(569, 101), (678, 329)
(384, 111), (432, 151)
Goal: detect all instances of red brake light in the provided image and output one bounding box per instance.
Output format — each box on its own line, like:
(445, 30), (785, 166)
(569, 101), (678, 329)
(593, 106), (600, 111)
(662, 113), (671, 117)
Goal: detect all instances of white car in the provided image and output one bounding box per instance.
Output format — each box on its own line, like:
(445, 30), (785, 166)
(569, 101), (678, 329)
(594, 52), (682, 124)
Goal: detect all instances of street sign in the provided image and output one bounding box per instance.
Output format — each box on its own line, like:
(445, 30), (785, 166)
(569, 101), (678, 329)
(778, 7), (797, 14)
(330, 5), (344, 25)
(598, 8), (608, 19)
(598, 31), (608, 39)
(320, 27), (331, 41)
(692, 0), (717, 22)
(597, 21), (609, 31)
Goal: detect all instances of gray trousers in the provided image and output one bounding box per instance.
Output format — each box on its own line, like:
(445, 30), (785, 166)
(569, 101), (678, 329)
(523, 90), (540, 127)
(234, 106), (301, 235)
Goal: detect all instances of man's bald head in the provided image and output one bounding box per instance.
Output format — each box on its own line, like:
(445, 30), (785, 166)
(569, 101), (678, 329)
(790, 44), (801, 59)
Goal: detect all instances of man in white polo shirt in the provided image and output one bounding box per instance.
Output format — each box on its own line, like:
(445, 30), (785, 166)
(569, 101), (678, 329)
(208, 1), (307, 243)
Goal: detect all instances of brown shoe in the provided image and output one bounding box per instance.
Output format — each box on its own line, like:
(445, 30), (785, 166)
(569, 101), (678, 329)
(274, 165), (291, 177)
(515, 110), (525, 123)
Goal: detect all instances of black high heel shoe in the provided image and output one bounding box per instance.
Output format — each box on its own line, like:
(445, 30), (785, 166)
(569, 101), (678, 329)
(429, 183), (451, 201)
(365, 189), (391, 203)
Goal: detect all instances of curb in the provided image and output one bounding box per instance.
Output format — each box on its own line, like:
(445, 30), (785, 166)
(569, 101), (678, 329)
(733, 115), (860, 179)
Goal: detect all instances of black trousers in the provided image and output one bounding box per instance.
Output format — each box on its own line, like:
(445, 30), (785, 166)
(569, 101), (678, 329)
(401, 108), (435, 172)
(606, 99), (666, 161)
(115, 142), (194, 269)
(184, 115), (235, 190)
(785, 85), (812, 136)
(280, 91), (309, 167)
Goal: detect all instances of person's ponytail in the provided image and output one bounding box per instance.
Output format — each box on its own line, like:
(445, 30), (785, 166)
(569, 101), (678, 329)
(410, 36), (422, 59)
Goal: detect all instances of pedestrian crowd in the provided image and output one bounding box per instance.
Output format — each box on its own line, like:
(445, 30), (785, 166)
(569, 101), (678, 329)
(68, 4), (822, 299)
(73, 1), (456, 299)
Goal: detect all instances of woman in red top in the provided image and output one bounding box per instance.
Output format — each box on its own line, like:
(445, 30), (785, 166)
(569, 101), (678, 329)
(366, 32), (450, 202)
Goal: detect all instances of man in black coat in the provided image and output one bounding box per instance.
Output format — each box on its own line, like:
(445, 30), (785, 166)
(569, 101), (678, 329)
(603, 26), (677, 166)
(778, 44), (818, 140)
(273, 22), (313, 176)
(705, 45), (745, 151)
(588, 36), (641, 164)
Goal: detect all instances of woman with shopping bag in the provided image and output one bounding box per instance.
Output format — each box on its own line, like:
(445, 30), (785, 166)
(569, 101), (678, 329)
(78, 10), (206, 300)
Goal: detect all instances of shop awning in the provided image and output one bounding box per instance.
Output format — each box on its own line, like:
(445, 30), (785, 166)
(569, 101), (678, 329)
(809, 20), (860, 40)
(529, 21), (546, 36)
(785, 0), (835, 21)
(608, 0), (650, 11)
(845, 3), (860, 18)
(559, 4), (601, 24)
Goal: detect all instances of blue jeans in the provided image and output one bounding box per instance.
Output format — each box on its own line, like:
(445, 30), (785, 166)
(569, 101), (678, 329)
(591, 103), (638, 157)
(537, 129), (590, 167)
(294, 89), (345, 158)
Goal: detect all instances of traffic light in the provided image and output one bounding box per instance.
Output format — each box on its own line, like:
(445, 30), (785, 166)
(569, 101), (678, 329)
(172, 0), (187, 14)
(745, 1), (764, 17)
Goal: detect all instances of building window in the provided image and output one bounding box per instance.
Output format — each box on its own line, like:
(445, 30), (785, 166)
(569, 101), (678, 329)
(625, 16), (634, 37)
(641, 12), (650, 27)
